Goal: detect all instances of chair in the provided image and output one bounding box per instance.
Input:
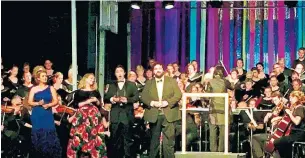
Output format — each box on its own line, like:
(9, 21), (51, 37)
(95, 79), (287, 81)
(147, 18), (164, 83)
(292, 142), (305, 158)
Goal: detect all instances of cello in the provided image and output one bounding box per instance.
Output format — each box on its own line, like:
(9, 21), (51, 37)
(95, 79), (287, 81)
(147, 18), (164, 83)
(264, 101), (292, 154)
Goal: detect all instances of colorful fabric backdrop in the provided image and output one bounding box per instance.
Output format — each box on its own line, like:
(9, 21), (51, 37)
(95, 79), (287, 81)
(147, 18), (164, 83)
(130, 1), (305, 73)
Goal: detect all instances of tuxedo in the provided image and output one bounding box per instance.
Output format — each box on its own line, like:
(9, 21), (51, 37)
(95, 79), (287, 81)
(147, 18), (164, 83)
(104, 80), (139, 158)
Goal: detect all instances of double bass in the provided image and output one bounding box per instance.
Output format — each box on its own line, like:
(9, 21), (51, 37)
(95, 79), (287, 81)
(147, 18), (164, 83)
(264, 101), (292, 154)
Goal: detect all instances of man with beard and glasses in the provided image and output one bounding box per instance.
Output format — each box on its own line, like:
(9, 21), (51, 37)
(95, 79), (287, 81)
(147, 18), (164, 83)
(141, 63), (182, 158)
(104, 65), (139, 158)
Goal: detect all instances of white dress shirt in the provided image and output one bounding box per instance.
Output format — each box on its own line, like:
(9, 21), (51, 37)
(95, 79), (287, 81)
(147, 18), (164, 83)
(118, 79), (125, 90)
(155, 76), (164, 102)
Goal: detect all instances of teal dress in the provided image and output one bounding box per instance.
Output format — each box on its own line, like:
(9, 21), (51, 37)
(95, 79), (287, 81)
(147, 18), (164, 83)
(31, 86), (62, 158)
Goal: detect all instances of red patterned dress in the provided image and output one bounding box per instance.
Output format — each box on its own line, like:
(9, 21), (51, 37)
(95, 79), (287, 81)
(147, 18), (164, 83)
(67, 90), (107, 158)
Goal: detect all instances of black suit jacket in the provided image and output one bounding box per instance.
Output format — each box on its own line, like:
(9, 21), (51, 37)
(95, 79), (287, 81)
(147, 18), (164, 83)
(104, 81), (139, 124)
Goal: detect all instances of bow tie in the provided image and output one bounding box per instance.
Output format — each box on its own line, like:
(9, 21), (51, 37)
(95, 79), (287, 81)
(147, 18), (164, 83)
(156, 79), (163, 83)
(118, 81), (124, 83)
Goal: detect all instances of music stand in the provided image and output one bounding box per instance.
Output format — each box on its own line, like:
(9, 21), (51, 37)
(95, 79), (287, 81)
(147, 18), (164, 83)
(182, 107), (209, 151)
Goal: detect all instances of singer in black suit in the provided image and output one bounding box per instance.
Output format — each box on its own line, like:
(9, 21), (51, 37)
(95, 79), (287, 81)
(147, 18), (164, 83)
(104, 65), (139, 158)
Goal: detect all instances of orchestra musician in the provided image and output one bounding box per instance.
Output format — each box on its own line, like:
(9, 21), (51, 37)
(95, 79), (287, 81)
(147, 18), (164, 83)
(3, 65), (20, 99)
(104, 65), (139, 158)
(273, 91), (305, 158)
(1, 96), (23, 157)
(16, 72), (33, 99)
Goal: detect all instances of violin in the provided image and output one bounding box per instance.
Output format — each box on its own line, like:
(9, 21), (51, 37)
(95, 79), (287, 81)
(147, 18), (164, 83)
(55, 105), (76, 116)
(271, 99), (289, 118)
(1, 106), (15, 113)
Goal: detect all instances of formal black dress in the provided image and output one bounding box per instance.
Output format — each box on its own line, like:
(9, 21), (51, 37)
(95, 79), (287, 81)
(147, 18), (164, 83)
(67, 89), (107, 158)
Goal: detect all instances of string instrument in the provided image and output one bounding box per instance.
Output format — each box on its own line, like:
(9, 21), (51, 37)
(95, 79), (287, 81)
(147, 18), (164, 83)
(1, 105), (15, 113)
(55, 105), (76, 116)
(264, 105), (292, 154)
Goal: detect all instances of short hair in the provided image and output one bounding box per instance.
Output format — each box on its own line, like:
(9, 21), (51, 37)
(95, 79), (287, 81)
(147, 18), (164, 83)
(292, 79), (302, 86)
(270, 75), (278, 80)
(23, 62), (30, 67)
(172, 62), (179, 66)
(237, 58), (243, 63)
(298, 47), (305, 52)
(256, 62), (264, 68)
(292, 70), (299, 76)
(115, 65), (125, 72)
(53, 72), (63, 83)
(136, 65), (144, 72)
(152, 62), (164, 70)
(128, 71), (137, 78)
(272, 91), (282, 98)
(231, 68), (238, 74)
(251, 67), (258, 71)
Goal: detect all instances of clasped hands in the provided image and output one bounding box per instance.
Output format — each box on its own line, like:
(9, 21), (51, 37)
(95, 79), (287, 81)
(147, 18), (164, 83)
(150, 100), (168, 108)
(112, 96), (128, 104)
(36, 99), (50, 109)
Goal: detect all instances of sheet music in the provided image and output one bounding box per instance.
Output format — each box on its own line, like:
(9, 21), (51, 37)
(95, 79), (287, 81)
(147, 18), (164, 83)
(245, 109), (258, 127)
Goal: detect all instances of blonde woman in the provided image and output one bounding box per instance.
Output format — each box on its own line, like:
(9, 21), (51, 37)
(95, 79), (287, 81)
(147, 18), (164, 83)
(67, 73), (107, 158)
(32, 65), (46, 84)
(136, 65), (146, 83)
(52, 72), (68, 91)
(27, 70), (61, 157)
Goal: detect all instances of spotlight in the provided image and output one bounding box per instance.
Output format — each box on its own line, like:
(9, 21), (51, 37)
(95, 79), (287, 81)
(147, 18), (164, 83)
(131, 1), (141, 9)
(284, 1), (298, 8)
(163, 1), (174, 9)
(208, 0), (223, 8)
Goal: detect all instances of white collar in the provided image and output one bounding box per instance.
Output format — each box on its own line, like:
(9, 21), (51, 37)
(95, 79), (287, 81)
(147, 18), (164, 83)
(155, 76), (165, 82)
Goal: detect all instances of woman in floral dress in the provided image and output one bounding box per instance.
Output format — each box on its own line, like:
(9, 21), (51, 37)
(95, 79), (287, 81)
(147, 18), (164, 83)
(67, 73), (107, 158)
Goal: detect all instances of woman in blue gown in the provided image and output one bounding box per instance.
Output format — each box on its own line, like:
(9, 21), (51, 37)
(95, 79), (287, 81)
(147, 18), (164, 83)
(28, 70), (62, 157)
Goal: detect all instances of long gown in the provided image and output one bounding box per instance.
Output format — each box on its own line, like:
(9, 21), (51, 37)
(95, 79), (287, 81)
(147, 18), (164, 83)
(31, 86), (62, 158)
(67, 89), (107, 158)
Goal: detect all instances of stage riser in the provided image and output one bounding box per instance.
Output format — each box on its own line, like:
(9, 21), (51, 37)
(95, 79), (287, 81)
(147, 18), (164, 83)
(175, 152), (246, 158)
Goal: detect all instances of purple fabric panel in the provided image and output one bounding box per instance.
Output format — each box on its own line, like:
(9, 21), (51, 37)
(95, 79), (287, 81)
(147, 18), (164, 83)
(196, 2), (201, 69)
(181, 2), (186, 69)
(278, 1), (285, 59)
(214, 8), (219, 65)
(164, 2), (180, 65)
(290, 8), (296, 64)
(207, 7), (215, 69)
(155, 2), (164, 64)
(130, 9), (142, 70)
(222, 6), (230, 72)
(268, 1), (275, 71)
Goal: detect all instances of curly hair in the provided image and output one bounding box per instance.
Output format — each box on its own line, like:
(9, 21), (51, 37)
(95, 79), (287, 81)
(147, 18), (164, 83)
(77, 73), (97, 90)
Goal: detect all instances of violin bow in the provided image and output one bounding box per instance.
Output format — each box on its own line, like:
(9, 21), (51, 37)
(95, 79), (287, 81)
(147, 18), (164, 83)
(1, 101), (8, 125)
(59, 92), (76, 123)
(219, 60), (230, 76)
(283, 88), (290, 98)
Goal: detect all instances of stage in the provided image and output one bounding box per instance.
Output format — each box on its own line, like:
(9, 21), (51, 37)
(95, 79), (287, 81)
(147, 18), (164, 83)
(175, 152), (246, 158)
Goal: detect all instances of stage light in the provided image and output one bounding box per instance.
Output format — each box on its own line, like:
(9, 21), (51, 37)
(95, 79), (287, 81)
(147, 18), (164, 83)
(209, 0), (223, 8)
(163, 1), (174, 9)
(131, 1), (141, 9)
(284, 1), (298, 8)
